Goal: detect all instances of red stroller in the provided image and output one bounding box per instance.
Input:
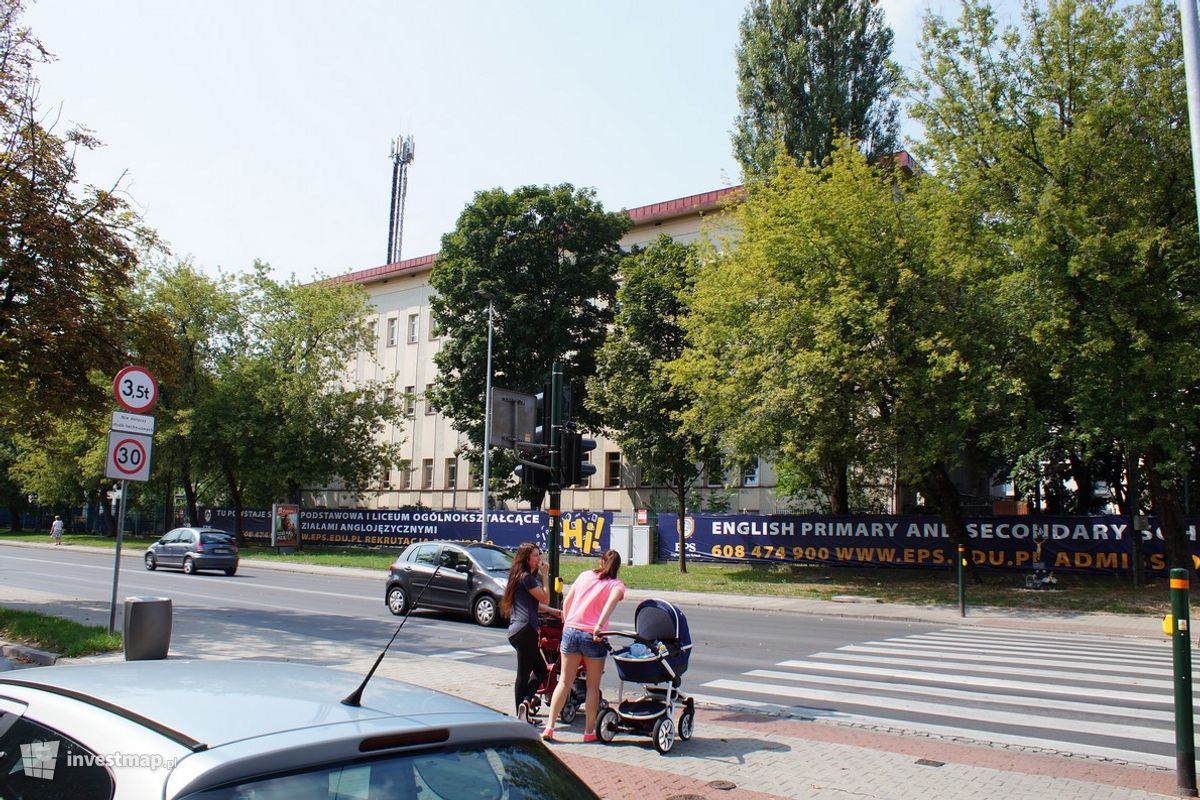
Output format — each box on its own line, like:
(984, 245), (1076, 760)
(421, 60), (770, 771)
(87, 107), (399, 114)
(525, 614), (604, 725)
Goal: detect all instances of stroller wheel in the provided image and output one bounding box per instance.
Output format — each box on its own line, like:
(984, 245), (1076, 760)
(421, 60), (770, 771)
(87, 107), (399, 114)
(559, 702), (578, 725)
(596, 708), (619, 743)
(652, 716), (675, 753)
(528, 695), (542, 716)
(676, 710), (694, 741)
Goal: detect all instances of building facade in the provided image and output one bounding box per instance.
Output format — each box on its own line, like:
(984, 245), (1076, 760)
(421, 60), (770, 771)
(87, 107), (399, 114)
(309, 185), (803, 515)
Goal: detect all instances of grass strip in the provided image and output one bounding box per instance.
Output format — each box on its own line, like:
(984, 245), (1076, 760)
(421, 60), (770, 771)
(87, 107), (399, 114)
(0, 608), (122, 657)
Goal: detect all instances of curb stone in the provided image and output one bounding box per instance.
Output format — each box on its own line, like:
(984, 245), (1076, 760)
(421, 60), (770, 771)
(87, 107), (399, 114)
(0, 641), (57, 666)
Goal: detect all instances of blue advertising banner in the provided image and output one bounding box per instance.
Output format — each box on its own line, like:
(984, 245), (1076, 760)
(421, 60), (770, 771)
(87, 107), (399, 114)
(204, 507), (613, 557)
(656, 513), (1200, 575)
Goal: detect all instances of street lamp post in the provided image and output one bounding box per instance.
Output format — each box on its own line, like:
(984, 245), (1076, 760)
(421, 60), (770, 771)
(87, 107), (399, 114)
(479, 291), (496, 542)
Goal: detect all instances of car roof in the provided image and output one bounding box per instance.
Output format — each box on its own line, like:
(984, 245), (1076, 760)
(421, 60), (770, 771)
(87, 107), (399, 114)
(406, 540), (508, 551)
(0, 660), (512, 750)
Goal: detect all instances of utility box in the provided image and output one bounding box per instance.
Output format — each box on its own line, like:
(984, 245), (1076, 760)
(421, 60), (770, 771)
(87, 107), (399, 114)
(124, 596), (172, 661)
(610, 525), (633, 565)
(631, 525), (653, 565)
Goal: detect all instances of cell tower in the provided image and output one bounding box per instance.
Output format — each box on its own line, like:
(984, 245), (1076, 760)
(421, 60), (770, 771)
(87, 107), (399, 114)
(386, 134), (415, 264)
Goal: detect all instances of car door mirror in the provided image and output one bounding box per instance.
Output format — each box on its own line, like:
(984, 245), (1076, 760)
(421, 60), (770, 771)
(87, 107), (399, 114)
(454, 562), (471, 574)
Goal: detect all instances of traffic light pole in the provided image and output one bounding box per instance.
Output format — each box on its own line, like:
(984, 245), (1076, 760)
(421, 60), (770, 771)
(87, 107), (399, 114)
(548, 363), (564, 607)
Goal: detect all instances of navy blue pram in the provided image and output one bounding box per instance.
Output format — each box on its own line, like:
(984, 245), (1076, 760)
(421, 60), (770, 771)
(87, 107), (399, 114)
(596, 598), (694, 753)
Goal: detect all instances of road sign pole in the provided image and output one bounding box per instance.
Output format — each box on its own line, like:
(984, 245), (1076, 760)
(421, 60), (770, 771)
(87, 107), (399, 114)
(548, 363), (563, 606)
(957, 544), (966, 618)
(107, 480), (128, 634)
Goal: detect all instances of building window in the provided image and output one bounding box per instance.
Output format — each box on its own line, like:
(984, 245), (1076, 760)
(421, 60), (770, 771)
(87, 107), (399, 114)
(404, 386), (415, 417)
(422, 459), (434, 490)
(468, 463), (481, 490)
(378, 466), (391, 489)
(407, 313), (419, 344)
(445, 458), (457, 489)
(605, 452), (621, 488)
(399, 468), (412, 490)
(705, 457), (725, 487)
(424, 383), (436, 414)
(742, 459), (760, 487)
(386, 317), (398, 347)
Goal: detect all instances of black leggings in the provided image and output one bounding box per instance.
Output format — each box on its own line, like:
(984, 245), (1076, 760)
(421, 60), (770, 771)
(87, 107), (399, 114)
(508, 625), (547, 712)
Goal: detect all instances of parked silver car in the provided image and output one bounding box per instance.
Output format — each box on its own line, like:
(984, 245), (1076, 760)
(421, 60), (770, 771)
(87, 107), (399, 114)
(0, 659), (598, 799)
(144, 527), (239, 576)
(385, 541), (512, 626)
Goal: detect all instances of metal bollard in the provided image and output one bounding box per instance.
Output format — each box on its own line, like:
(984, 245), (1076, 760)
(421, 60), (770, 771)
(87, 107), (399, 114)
(1169, 569), (1197, 796)
(957, 544), (966, 618)
(123, 596), (172, 661)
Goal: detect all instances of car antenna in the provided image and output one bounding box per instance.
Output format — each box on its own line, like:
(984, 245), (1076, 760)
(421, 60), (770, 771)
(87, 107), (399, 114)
(343, 562), (446, 707)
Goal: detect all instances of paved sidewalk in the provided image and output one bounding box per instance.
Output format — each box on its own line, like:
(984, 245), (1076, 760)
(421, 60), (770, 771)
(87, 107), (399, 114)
(2, 540), (1190, 798)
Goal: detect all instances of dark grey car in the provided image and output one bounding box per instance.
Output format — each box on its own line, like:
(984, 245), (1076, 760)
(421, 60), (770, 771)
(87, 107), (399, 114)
(385, 541), (512, 626)
(144, 527), (239, 576)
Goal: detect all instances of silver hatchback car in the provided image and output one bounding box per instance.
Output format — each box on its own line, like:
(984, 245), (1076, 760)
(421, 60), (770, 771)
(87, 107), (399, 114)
(0, 660), (598, 799)
(145, 527), (239, 576)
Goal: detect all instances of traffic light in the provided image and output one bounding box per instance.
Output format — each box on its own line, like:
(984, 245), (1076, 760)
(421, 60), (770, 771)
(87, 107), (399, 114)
(560, 428), (597, 487)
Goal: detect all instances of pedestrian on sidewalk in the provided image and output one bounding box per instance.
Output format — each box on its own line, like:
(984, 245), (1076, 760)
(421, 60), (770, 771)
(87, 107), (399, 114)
(501, 543), (559, 724)
(49, 516), (63, 546)
(542, 549), (625, 743)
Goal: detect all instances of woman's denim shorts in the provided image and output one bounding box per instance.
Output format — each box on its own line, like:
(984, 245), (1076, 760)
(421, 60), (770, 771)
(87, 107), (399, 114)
(560, 626), (609, 659)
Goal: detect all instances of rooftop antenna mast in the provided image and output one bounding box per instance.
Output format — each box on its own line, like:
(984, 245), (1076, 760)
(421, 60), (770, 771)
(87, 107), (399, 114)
(386, 134), (415, 264)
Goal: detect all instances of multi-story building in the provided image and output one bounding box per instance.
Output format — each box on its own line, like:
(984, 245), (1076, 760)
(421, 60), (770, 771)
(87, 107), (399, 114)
(309, 185), (793, 516)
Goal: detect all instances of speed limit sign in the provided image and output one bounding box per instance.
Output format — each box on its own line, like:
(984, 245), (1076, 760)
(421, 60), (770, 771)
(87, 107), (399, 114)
(105, 431), (153, 482)
(113, 366), (158, 413)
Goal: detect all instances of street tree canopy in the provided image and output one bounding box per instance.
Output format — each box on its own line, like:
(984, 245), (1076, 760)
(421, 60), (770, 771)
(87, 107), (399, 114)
(588, 235), (717, 571)
(733, 0), (900, 179)
(429, 183), (630, 498)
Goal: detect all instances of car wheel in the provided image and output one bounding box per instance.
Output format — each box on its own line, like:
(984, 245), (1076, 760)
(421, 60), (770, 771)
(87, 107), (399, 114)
(224, 566), (237, 576)
(596, 708), (619, 743)
(472, 594), (499, 627)
(559, 702), (577, 725)
(652, 716), (675, 753)
(144, 553), (156, 571)
(386, 585), (408, 616)
(182, 556), (196, 575)
(677, 710), (694, 741)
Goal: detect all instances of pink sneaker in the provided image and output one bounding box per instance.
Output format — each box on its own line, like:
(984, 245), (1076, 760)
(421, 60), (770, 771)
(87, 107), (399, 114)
(541, 726), (555, 742)
(582, 732), (598, 743)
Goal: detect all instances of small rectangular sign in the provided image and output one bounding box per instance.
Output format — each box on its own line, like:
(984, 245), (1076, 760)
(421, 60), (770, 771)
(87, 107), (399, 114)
(490, 387), (537, 447)
(111, 411), (155, 435)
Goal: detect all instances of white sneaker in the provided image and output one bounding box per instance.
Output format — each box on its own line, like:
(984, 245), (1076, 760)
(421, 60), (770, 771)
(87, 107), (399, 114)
(516, 702), (528, 724)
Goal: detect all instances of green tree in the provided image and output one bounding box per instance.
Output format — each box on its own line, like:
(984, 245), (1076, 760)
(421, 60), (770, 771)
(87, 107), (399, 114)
(0, 1), (154, 434)
(910, 0), (1200, 570)
(676, 141), (1011, 573)
(194, 264), (404, 541)
(428, 184), (630, 503)
(733, 0), (900, 179)
(588, 236), (717, 572)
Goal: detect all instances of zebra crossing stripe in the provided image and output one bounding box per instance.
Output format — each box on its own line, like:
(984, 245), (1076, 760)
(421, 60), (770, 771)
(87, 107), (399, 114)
(903, 632), (1168, 662)
(839, 644), (1173, 676)
(740, 668), (1175, 722)
(919, 627), (1168, 654)
(803, 652), (1172, 689)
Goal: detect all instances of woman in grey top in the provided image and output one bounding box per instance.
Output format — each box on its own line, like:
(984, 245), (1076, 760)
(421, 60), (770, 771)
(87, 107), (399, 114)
(501, 542), (559, 722)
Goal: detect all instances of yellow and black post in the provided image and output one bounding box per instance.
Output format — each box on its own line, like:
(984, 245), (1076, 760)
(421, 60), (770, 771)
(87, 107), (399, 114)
(1170, 567), (1198, 796)
(957, 544), (966, 618)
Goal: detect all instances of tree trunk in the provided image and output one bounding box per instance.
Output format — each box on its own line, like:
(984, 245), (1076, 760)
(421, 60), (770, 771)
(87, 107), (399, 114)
(162, 475), (175, 536)
(1068, 451), (1094, 514)
(828, 459), (849, 514)
(926, 463), (980, 582)
(1145, 445), (1191, 574)
(100, 486), (116, 537)
(675, 476), (688, 574)
(221, 460), (246, 546)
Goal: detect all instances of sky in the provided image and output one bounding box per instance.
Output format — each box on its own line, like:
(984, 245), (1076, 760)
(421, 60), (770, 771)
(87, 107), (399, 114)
(24, 0), (1022, 285)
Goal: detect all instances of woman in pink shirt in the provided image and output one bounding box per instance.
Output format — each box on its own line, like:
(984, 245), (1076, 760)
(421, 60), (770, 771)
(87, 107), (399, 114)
(542, 549), (625, 742)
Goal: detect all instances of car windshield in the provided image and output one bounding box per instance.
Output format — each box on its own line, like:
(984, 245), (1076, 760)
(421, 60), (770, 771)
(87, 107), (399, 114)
(467, 546), (512, 571)
(181, 740), (595, 799)
(200, 532), (234, 545)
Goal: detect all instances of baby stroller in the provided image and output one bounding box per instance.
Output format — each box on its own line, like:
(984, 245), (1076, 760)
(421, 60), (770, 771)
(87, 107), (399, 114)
(595, 598), (694, 753)
(524, 614), (596, 725)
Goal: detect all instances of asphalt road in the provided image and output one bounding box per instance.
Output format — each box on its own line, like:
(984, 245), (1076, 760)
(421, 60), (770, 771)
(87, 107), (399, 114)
(0, 542), (1181, 767)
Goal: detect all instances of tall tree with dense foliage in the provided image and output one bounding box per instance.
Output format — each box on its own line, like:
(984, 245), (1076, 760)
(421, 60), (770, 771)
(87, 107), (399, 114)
(733, 0), (900, 179)
(588, 236), (717, 572)
(0, 1), (154, 434)
(676, 141), (1010, 573)
(910, 0), (1200, 570)
(428, 184), (630, 502)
